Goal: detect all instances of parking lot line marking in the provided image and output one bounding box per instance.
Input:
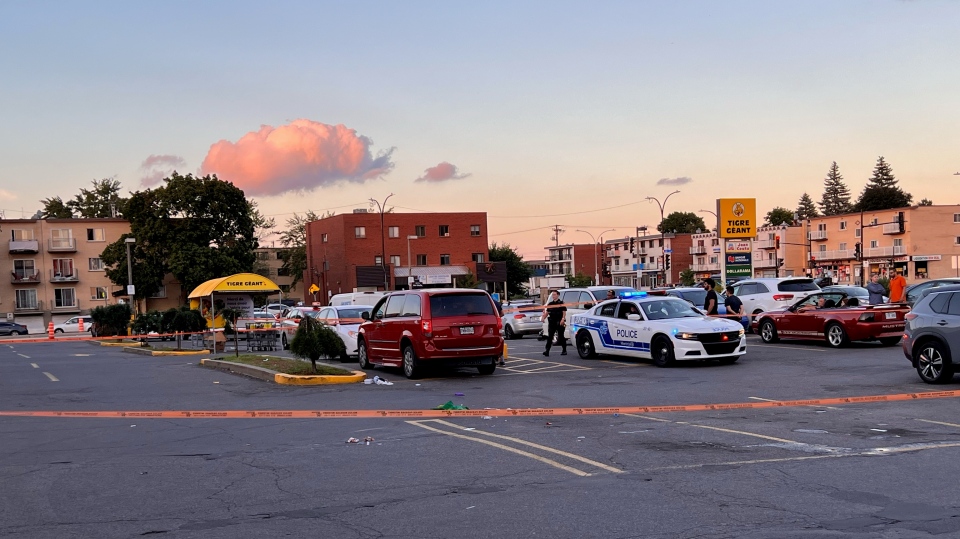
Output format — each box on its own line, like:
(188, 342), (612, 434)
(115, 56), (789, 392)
(30, 363), (38, 369)
(621, 413), (671, 422)
(17, 353), (30, 359)
(749, 396), (842, 411)
(428, 419), (623, 474)
(689, 424), (798, 444)
(649, 454), (842, 471)
(406, 420), (591, 477)
(915, 418), (960, 429)
(43, 372), (59, 382)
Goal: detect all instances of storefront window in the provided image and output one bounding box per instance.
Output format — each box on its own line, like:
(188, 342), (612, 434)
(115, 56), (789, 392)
(915, 261), (928, 280)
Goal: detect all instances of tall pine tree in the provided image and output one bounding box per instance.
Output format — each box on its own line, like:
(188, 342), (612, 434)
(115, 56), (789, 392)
(795, 192), (819, 220)
(854, 156), (913, 211)
(818, 161), (852, 216)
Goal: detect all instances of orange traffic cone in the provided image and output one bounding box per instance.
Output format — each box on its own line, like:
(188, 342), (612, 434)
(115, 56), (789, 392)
(48, 321), (55, 340)
(78, 317), (85, 332)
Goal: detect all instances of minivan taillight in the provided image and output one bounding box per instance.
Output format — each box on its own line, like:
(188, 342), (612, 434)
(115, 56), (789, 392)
(497, 316), (503, 331)
(421, 319), (432, 337)
(773, 294), (794, 301)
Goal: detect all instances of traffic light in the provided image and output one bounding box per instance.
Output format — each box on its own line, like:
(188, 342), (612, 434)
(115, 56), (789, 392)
(665, 254), (672, 269)
(897, 211), (905, 234)
(601, 262), (611, 277)
(775, 235), (781, 249)
(778, 258), (784, 268)
(854, 242), (862, 260)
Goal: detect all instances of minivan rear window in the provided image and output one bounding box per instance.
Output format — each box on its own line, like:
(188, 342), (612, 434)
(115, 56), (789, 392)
(429, 293), (495, 317)
(778, 279), (819, 292)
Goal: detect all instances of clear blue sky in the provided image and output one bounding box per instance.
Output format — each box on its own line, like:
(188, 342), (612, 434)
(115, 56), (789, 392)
(2, 0), (958, 258)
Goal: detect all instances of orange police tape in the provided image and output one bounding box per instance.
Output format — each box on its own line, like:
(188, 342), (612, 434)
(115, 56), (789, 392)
(2, 390), (959, 419)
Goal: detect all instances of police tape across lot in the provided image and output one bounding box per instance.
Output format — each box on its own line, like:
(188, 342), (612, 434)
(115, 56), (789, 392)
(2, 390), (959, 419)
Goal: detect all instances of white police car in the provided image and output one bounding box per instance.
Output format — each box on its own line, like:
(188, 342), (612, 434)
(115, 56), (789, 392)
(570, 291), (746, 367)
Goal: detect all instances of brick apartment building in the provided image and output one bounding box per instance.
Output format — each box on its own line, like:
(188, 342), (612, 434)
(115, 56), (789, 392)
(1, 218), (181, 330)
(691, 225), (807, 280)
(544, 243), (606, 285)
(607, 233), (693, 288)
(304, 211), (490, 302)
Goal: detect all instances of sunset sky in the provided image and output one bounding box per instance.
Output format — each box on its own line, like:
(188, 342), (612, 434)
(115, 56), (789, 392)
(2, 1), (958, 260)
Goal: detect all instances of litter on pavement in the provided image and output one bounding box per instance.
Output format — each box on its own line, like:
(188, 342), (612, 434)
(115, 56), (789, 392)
(346, 437), (360, 444)
(433, 401), (469, 410)
(372, 376), (393, 386)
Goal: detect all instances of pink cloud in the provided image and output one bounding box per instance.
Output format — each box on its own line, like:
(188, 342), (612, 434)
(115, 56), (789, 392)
(139, 154), (186, 187)
(199, 119), (395, 196)
(414, 162), (471, 183)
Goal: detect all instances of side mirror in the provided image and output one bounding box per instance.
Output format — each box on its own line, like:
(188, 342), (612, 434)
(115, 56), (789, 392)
(361, 312), (371, 321)
(627, 314), (641, 321)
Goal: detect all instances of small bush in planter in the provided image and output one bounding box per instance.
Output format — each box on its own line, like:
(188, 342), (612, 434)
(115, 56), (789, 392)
(289, 316), (347, 373)
(90, 303), (132, 337)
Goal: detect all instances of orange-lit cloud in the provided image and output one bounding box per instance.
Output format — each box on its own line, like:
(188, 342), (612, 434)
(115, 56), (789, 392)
(0, 188), (17, 201)
(139, 154), (186, 187)
(200, 119), (395, 196)
(414, 162), (471, 183)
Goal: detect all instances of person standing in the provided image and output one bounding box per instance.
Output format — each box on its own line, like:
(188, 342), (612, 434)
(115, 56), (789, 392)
(724, 285), (747, 330)
(866, 274), (886, 305)
(542, 290), (567, 356)
(888, 269), (907, 303)
(702, 278), (719, 316)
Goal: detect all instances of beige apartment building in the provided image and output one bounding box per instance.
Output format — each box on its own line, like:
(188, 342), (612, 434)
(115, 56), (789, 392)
(253, 246), (295, 294)
(689, 225), (808, 280)
(805, 205), (960, 285)
(2, 218), (181, 330)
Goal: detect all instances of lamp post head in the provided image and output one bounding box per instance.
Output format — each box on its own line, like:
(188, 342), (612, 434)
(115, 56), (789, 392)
(407, 235), (418, 240)
(124, 237), (136, 244)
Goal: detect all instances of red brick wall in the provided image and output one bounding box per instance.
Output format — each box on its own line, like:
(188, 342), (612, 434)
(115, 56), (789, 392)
(305, 212), (488, 301)
(669, 234), (693, 283)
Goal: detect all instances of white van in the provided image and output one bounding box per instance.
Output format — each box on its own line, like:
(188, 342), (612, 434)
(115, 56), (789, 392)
(329, 291), (386, 306)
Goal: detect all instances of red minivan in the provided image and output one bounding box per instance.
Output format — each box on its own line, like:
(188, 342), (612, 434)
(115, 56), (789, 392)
(357, 289), (504, 379)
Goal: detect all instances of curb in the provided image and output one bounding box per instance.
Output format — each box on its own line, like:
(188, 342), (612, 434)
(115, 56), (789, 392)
(123, 347), (211, 356)
(201, 358), (365, 385)
(97, 341), (143, 347)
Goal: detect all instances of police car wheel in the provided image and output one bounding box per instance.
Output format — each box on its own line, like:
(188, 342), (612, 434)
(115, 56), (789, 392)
(652, 336), (675, 368)
(576, 331), (597, 359)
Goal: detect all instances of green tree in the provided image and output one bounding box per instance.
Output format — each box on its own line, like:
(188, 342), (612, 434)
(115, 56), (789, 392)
(290, 316), (346, 372)
(40, 196), (75, 219)
(278, 210), (321, 290)
(90, 303), (132, 337)
(455, 272), (480, 288)
(99, 172), (260, 303)
(657, 212), (707, 234)
(764, 207), (794, 226)
(795, 192), (819, 220)
(679, 268), (695, 286)
(854, 156), (913, 211)
(67, 178), (127, 218)
(567, 272), (593, 287)
(919, 198), (933, 206)
(819, 162), (853, 216)
(488, 243), (533, 297)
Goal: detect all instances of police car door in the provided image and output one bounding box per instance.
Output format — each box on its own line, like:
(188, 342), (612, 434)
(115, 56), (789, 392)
(589, 301), (618, 353)
(607, 301), (648, 359)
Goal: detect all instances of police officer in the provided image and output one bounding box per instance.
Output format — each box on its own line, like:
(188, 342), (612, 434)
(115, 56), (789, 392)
(542, 290), (567, 356)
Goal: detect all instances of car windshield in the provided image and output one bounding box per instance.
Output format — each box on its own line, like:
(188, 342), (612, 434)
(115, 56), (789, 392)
(828, 286), (868, 296)
(337, 308), (368, 321)
(429, 293), (495, 317)
(640, 299), (703, 320)
(778, 279), (819, 292)
(677, 289), (708, 305)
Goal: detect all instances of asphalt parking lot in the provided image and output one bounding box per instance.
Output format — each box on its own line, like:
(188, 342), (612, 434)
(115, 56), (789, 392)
(4, 334), (960, 538)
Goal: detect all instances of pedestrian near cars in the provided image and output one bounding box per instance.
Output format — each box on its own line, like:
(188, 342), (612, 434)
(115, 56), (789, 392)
(888, 269), (907, 303)
(866, 274), (886, 305)
(542, 290), (567, 356)
(606, 290), (616, 300)
(702, 278), (719, 316)
(723, 285), (747, 330)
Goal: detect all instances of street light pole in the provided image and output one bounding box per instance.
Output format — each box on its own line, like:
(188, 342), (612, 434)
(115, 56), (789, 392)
(646, 190), (680, 286)
(124, 237), (136, 314)
(407, 235), (418, 289)
(576, 229), (614, 285)
(369, 194), (394, 291)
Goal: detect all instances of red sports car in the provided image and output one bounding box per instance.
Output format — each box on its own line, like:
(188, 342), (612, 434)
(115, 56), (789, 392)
(752, 291), (908, 348)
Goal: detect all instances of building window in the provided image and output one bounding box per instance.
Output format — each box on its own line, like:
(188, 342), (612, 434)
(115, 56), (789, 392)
(88, 258), (105, 271)
(817, 223), (826, 231)
(893, 239), (903, 247)
(839, 243), (847, 251)
(439, 225), (450, 237)
(256, 251), (270, 261)
(54, 288), (76, 308)
(13, 260), (36, 279)
(52, 259), (75, 278)
(149, 286), (167, 299)
(390, 255), (401, 267)
(839, 221), (847, 230)
(711, 239), (719, 246)
(277, 267), (290, 276)
(388, 226), (399, 238)
(415, 225), (426, 237)
(355, 227), (366, 239)
(416, 254), (427, 266)
(472, 253), (484, 263)
(955, 237), (960, 245)
(870, 240), (879, 248)
(374, 255), (383, 265)
(279, 284), (291, 293)
(658, 239), (664, 247)
(440, 254), (451, 265)
(870, 218), (878, 226)
(470, 225), (481, 237)
(16, 289), (38, 310)
(11, 229), (35, 240)
(90, 286), (108, 300)
(51, 229), (73, 249)
(855, 229), (861, 237)
(276, 251), (285, 260)
(709, 256), (718, 264)
(322, 233), (328, 243)
(954, 214), (960, 223)
(819, 245), (826, 252)
(86, 228), (105, 241)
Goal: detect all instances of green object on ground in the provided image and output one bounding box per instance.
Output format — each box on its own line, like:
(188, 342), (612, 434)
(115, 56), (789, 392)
(433, 401), (469, 410)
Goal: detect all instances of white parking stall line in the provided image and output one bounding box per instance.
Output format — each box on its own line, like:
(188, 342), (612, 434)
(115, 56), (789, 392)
(915, 418), (960, 429)
(17, 353), (31, 359)
(43, 372), (60, 382)
(30, 363), (39, 369)
(749, 396), (842, 411)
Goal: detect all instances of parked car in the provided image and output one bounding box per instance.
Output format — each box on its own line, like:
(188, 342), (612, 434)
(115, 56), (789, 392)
(539, 286), (638, 342)
(357, 289), (503, 379)
(264, 303), (289, 317)
(661, 287), (727, 316)
(501, 300), (542, 339)
(904, 279), (960, 306)
(0, 321), (28, 336)
(730, 278), (821, 319)
(902, 285), (960, 383)
(329, 291), (386, 306)
(282, 305), (373, 359)
(753, 291), (908, 348)
(53, 315), (94, 334)
(278, 306), (323, 348)
(820, 285), (888, 305)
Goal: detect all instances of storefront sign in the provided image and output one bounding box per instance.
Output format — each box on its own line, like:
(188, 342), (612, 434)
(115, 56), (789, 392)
(912, 255), (942, 262)
(725, 241), (751, 253)
(725, 265), (752, 278)
(717, 198), (757, 238)
(726, 253), (752, 265)
(425, 274), (451, 285)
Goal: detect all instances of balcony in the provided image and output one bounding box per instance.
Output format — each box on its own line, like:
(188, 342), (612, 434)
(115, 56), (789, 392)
(882, 223), (904, 235)
(47, 238), (77, 252)
(606, 249), (621, 258)
(754, 257), (776, 268)
(810, 249), (855, 261)
(865, 246), (908, 258)
(692, 263), (720, 272)
(756, 239), (777, 249)
(50, 269), (80, 283)
(689, 245), (707, 255)
(808, 230), (828, 241)
(10, 271), (41, 284)
(14, 299), (43, 314)
(9, 239), (40, 253)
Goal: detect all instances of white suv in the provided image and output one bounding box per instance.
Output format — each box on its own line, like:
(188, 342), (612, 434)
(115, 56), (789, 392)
(731, 278), (820, 318)
(540, 286), (637, 342)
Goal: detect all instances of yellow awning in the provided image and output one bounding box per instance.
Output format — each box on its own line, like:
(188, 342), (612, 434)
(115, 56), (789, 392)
(188, 273), (281, 299)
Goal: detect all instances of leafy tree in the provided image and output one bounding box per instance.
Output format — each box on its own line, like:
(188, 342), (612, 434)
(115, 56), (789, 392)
(68, 179), (127, 218)
(290, 316), (346, 372)
(278, 210), (321, 290)
(131, 310), (163, 336)
(819, 162), (853, 216)
(795, 193), (819, 220)
(764, 207), (794, 227)
(488, 243), (533, 297)
(657, 212), (707, 234)
(567, 272), (593, 287)
(90, 303), (132, 337)
(99, 172), (260, 303)
(455, 271), (480, 288)
(40, 196), (75, 219)
(854, 156), (913, 211)
(919, 198), (933, 206)
(679, 268), (695, 286)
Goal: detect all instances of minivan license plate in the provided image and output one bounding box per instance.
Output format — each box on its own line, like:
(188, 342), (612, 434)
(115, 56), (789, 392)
(460, 326), (475, 335)
(885, 312), (897, 320)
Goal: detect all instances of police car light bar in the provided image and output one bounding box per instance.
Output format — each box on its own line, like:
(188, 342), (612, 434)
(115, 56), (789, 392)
(619, 291), (648, 299)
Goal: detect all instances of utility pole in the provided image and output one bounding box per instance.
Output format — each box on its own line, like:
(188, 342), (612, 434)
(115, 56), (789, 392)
(551, 224), (564, 247)
(369, 194), (394, 291)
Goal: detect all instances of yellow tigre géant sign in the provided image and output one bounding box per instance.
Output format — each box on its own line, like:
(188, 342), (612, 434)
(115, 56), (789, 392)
(717, 198), (757, 238)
